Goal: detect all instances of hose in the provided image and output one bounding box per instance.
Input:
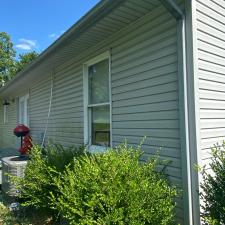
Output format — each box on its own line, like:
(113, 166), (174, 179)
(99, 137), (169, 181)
(41, 70), (54, 148)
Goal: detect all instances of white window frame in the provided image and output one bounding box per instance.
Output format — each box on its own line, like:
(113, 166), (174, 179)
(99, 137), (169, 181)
(18, 94), (29, 126)
(3, 104), (8, 124)
(83, 51), (112, 152)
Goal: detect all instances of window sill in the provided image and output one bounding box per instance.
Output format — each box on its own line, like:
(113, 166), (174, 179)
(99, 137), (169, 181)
(87, 145), (110, 154)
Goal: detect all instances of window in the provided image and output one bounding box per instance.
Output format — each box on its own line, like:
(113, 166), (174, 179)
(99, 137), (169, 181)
(84, 52), (111, 150)
(3, 105), (8, 124)
(19, 94), (29, 126)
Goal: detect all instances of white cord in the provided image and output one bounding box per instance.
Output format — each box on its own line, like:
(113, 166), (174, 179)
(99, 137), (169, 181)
(41, 70), (54, 148)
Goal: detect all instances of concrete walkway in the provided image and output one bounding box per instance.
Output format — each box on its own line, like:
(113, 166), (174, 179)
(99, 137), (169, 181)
(0, 148), (18, 159)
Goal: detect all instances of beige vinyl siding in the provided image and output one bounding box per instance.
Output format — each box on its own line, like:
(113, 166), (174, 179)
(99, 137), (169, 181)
(196, 0), (225, 165)
(0, 99), (17, 148)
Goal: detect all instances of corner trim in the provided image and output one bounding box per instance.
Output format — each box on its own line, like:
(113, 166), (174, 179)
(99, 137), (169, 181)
(160, 0), (201, 224)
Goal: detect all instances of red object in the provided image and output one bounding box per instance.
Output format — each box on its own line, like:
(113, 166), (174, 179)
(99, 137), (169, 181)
(14, 124), (30, 137)
(19, 134), (33, 155)
(13, 124), (32, 156)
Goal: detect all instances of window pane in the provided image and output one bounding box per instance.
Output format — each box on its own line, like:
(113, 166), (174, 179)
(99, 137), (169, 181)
(4, 105), (7, 124)
(91, 105), (110, 147)
(20, 101), (25, 124)
(88, 59), (109, 104)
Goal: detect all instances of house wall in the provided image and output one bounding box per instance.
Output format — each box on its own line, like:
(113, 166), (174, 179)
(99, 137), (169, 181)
(0, 98), (17, 148)
(0, 5), (184, 223)
(195, 0), (225, 166)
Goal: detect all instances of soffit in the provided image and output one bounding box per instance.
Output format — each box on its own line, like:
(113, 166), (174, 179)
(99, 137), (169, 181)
(0, 0), (160, 96)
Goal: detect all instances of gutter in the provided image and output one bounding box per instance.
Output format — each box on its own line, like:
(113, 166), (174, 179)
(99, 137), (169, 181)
(159, 1), (198, 225)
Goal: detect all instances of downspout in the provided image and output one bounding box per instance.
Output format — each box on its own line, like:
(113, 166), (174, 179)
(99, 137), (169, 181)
(159, 0), (197, 225)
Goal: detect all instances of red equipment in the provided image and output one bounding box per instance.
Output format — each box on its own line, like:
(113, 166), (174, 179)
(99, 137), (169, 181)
(19, 134), (33, 155)
(13, 124), (33, 156)
(14, 124), (30, 137)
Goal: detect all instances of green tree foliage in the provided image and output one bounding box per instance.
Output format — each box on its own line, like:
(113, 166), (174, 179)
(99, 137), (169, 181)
(0, 32), (39, 86)
(200, 143), (225, 225)
(0, 32), (16, 83)
(12, 51), (39, 76)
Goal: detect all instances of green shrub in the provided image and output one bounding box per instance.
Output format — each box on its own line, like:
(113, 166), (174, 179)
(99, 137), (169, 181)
(0, 203), (17, 225)
(200, 143), (225, 224)
(15, 144), (85, 215)
(50, 144), (178, 225)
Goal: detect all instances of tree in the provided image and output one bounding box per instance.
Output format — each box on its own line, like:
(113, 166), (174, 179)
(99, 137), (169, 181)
(0, 32), (16, 84)
(0, 32), (39, 86)
(13, 51), (39, 76)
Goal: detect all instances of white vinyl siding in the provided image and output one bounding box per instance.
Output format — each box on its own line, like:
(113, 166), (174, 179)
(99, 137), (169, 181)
(196, 0), (225, 165)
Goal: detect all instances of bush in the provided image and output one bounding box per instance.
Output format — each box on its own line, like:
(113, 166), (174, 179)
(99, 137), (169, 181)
(200, 143), (225, 224)
(50, 144), (178, 225)
(15, 144), (85, 216)
(0, 203), (17, 225)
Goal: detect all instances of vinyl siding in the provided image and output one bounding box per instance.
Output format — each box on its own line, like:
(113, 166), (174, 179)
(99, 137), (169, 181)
(29, 66), (84, 147)
(196, 0), (225, 165)
(29, 75), (52, 144)
(0, 98), (17, 148)
(30, 5), (181, 182)
(27, 5), (181, 159)
(0, 5), (183, 222)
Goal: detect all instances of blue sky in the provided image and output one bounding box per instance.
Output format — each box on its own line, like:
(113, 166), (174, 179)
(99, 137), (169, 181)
(0, 0), (100, 56)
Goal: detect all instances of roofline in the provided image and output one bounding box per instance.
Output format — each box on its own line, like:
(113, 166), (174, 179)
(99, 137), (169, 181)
(0, 0), (124, 95)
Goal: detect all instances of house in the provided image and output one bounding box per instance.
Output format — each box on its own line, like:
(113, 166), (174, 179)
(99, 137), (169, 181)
(0, 0), (225, 224)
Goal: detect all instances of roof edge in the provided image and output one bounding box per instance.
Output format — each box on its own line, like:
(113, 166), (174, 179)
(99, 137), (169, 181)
(0, 0), (124, 95)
